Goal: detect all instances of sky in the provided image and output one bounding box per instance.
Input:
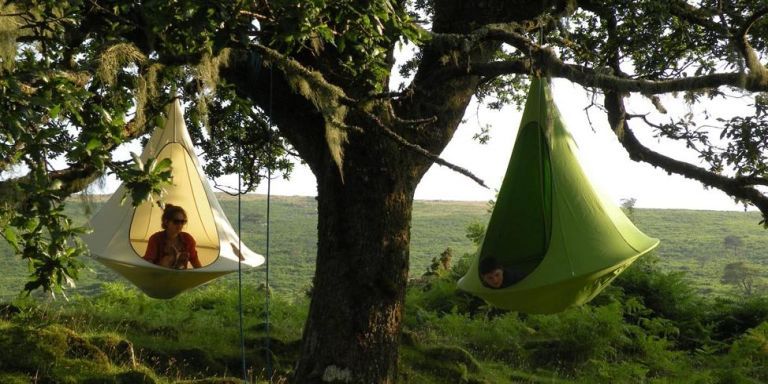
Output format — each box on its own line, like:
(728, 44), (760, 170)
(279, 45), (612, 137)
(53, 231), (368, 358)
(237, 78), (756, 212)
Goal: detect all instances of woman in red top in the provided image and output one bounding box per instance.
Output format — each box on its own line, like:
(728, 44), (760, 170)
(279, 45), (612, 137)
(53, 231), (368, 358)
(143, 204), (203, 269)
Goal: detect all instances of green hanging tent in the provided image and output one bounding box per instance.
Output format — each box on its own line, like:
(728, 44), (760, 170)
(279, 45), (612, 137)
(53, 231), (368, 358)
(457, 78), (659, 314)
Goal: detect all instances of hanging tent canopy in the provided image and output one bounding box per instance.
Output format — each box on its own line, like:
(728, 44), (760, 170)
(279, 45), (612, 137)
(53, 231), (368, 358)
(83, 100), (265, 299)
(457, 78), (659, 314)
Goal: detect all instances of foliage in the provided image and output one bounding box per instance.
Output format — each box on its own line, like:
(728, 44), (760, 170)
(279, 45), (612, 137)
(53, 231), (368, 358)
(720, 322), (768, 382)
(0, 281), (307, 382)
(186, 86), (293, 193)
(0, 317), (154, 383)
(620, 197), (637, 222)
(399, 247), (768, 383)
(0, 179), (88, 296)
(283, 0), (423, 89)
(1, 197), (767, 304)
(118, 155), (173, 206)
(708, 296), (768, 344)
(422, 247), (453, 278)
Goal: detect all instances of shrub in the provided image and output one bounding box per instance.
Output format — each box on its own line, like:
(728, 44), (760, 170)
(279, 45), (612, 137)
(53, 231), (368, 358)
(524, 303), (629, 371)
(717, 322), (768, 382)
(709, 296), (768, 343)
(609, 255), (712, 350)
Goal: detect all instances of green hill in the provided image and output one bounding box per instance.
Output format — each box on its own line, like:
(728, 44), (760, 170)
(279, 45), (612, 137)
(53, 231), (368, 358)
(1, 194), (766, 299)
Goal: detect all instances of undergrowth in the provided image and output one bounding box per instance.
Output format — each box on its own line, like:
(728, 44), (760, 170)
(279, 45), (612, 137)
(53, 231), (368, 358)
(0, 255), (767, 383)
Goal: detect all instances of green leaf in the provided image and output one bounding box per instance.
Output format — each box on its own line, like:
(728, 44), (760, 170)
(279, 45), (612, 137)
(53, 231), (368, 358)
(49, 104), (61, 119)
(3, 226), (19, 250)
(154, 158), (173, 172)
(145, 157), (157, 172)
(85, 138), (101, 153)
(131, 185), (151, 205)
(131, 152), (144, 171)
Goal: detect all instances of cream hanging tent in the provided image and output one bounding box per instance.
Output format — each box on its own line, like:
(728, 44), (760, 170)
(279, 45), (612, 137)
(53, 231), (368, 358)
(83, 100), (265, 299)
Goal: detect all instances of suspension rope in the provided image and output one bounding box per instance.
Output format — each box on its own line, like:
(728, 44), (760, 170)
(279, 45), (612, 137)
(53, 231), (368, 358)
(265, 158), (273, 382)
(234, 54), (273, 384)
(265, 61), (274, 384)
(237, 132), (247, 383)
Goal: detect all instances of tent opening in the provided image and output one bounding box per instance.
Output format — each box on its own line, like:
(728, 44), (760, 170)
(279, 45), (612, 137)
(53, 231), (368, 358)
(478, 121), (553, 280)
(128, 142), (221, 267)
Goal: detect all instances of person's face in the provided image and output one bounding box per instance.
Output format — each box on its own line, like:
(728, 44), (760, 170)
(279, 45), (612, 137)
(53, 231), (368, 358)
(166, 214), (187, 235)
(482, 268), (504, 288)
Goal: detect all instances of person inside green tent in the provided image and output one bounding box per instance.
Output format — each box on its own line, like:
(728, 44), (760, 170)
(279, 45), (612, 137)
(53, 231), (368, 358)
(479, 257), (525, 289)
(143, 204), (203, 269)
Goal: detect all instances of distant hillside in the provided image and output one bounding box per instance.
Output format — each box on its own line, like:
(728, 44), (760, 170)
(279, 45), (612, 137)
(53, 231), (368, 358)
(1, 194), (766, 298)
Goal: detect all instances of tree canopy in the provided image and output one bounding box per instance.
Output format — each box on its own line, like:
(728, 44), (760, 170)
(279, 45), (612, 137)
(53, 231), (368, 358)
(3, 0), (768, 382)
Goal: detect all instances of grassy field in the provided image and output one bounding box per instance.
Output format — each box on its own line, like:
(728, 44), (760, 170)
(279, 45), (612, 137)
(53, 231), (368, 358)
(1, 194), (766, 299)
(2, 195), (768, 383)
(634, 208), (768, 295)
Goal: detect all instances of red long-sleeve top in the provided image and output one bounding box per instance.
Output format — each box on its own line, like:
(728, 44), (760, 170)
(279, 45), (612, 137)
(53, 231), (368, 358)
(143, 231), (202, 269)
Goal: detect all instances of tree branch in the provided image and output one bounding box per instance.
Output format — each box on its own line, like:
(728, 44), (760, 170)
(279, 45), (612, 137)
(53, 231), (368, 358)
(0, 163), (101, 207)
(359, 111), (488, 188)
(0, 115), (145, 210)
(595, 13), (768, 221)
(733, 6), (768, 78)
(666, 1), (725, 33)
(249, 42), (487, 188)
(604, 90), (768, 219)
(468, 59), (749, 93)
(431, 20), (768, 94)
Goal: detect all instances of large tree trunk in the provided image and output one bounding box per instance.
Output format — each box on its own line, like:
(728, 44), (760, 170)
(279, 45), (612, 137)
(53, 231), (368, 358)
(293, 154), (416, 382)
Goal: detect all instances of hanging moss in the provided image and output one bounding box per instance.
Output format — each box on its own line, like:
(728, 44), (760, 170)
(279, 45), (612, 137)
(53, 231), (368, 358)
(254, 44), (351, 176)
(97, 43), (147, 86)
(0, 4), (22, 72)
(193, 49), (231, 133)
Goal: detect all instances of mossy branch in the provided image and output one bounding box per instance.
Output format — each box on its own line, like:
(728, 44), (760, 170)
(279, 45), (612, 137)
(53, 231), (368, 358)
(249, 43), (486, 187)
(734, 7), (768, 84)
(250, 43), (350, 178)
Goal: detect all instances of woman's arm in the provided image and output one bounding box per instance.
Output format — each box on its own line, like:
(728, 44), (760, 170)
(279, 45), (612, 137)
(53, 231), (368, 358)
(184, 233), (203, 268)
(143, 233), (160, 263)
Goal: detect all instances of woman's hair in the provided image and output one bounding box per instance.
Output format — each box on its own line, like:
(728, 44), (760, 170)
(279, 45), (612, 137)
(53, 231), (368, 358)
(161, 204), (187, 230)
(479, 256), (503, 275)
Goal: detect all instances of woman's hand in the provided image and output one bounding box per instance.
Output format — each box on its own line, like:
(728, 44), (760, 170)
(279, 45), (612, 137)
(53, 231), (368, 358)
(175, 251), (189, 269)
